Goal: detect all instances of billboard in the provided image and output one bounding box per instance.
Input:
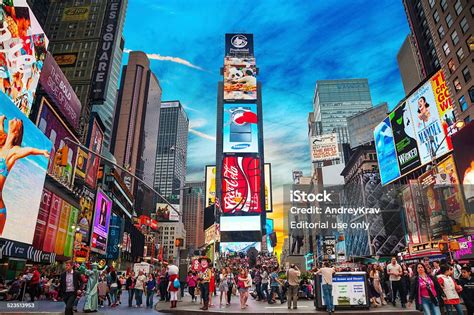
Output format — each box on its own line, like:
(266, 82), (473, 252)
(62, 6), (90, 21)
(37, 98), (78, 187)
(64, 206), (79, 257)
(222, 156), (261, 214)
(402, 186), (421, 244)
(431, 70), (457, 139)
(54, 200), (71, 255)
(264, 163), (273, 212)
(223, 104), (258, 153)
(220, 241), (260, 254)
(53, 53), (78, 67)
(374, 117), (400, 185)
(223, 57), (257, 100)
(42, 194), (61, 253)
(90, 189), (112, 255)
(85, 116), (103, 189)
(310, 133), (339, 162)
(155, 203), (179, 222)
(452, 121), (474, 216)
(220, 216), (261, 231)
(0, 91), (51, 244)
(266, 219), (274, 253)
(205, 165), (216, 208)
(225, 33), (254, 56)
(106, 215), (122, 260)
(389, 102), (421, 175)
(77, 186), (94, 244)
(406, 81), (449, 165)
(39, 53), (81, 130)
(90, 0), (122, 103)
(0, 4), (48, 117)
(32, 189), (52, 250)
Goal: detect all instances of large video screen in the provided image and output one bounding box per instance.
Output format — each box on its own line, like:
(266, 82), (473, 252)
(223, 104), (258, 153)
(222, 156), (261, 214)
(452, 122), (474, 216)
(90, 189), (112, 254)
(374, 117), (400, 185)
(205, 165), (216, 208)
(220, 215), (261, 232)
(220, 241), (261, 254)
(223, 57), (257, 100)
(155, 203), (179, 222)
(0, 91), (51, 244)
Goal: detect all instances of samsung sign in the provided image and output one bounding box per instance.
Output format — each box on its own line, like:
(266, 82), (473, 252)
(225, 33), (254, 56)
(91, 0), (122, 103)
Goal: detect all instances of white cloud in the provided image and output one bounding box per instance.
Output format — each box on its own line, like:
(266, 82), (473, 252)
(189, 128), (216, 141)
(124, 48), (206, 71)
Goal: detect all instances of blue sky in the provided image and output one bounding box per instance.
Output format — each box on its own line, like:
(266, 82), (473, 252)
(123, 0), (410, 191)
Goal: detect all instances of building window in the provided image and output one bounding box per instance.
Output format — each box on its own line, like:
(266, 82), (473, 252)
(443, 42), (451, 55)
(441, 0), (448, 12)
(456, 47), (465, 62)
(462, 66), (472, 82)
(445, 14), (453, 28)
(464, 116), (471, 123)
(451, 31), (459, 45)
(433, 10), (440, 23)
(460, 17), (469, 34)
(454, 78), (462, 91)
(459, 96), (468, 111)
(454, 0), (463, 16)
(469, 87), (474, 102)
(429, 0), (435, 8)
(438, 25), (445, 39)
(448, 59), (457, 73)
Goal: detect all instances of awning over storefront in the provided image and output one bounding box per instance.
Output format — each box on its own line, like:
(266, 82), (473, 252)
(0, 239), (57, 264)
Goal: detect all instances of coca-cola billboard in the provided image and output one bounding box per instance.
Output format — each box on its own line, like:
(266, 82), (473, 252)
(222, 156), (262, 214)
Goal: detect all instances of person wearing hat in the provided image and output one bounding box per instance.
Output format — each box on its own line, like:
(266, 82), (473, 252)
(83, 263), (99, 313)
(198, 257), (212, 310)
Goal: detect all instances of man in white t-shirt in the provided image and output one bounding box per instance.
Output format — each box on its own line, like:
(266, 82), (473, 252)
(386, 257), (406, 308)
(317, 262), (335, 314)
(134, 271), (147, 308)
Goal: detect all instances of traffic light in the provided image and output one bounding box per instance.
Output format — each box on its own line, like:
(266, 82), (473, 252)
(54, 145), (68, 167)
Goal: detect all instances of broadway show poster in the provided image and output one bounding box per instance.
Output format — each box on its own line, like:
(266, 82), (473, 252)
(32, 189), (52, 250)
(374, 117), (400, 185)
(452, 121), (474, 218)
(431, 70), (457, 141)
(90, 189), (111, 255)
(42, 194), (62, 253)
(54, 201), (71, 256)
(77, 186), (95, 244)
(389, 102), (421, 175)
(419, 171), (448, 239)
(402, 186), (421, 244)
(407, 81), (449, 165)
(0, 91), (51, 244)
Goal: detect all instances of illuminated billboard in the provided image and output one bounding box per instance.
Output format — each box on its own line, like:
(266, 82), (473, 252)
(205, 165), (216, 208)
(85, 115), (103, 189)
(266, 219), (274, 253)
(0, 3), (48, 117)
(90, 189), (112, 255)
(0, 91), (51, 244)
(223, 57), (257, 100)
(220, 241), (261, 254)
(264, 163), (273, 212)
(431, 70), (457, 139)
(310, 133), (340, 162)
(223, 104), (258, 153)
(220, 216), (261, 231)
(222, 156), (261, 214)
(374, 117), (400, 185)
(225, 33), (254, 56)
(155, 203), (179, 222)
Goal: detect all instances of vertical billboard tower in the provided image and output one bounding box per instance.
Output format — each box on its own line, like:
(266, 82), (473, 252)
(216, 34), (266, 254)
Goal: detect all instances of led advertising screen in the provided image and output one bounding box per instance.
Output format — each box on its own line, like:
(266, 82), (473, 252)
(0, 91), (51, 244)
(374, 117), (400, 185)
(389, 102), (421, 175)
(431, 70), (457, 140)
(223, 104), (258, 153)
(264, 163), (273, 212)
(220, 241), (261, 254)
(85, 116), (103, 189)
(155, 203), (179, 222)
(37, 98), (78, 188)
(220, 216), (261, 232)
(90, 189), (112, 255)
(310, 133), (340, 162)
(225, 33), (254, 56)
(452, 121), (474, 216)
(222, 156), (261, 214)
(223, 57), (257, 100)
(406, 81), (449, 165)
(0, 3), (48, 117)
(266, 219), (274, 253)
(205, 165), (216, 208)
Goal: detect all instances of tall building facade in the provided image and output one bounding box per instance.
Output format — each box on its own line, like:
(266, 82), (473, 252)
(347, 103), (388, 148)
(313, 79), (373, 145)
(157, 222), (186, 263)
(403, 0), (473, 122)
(43, 0), (128, 139)
(182, 181), (205, 250)
(111, 51), (162, 210)
(26, 0), (51, 29)
(397, 35), (424, 94)
(154, 101), (189, 206)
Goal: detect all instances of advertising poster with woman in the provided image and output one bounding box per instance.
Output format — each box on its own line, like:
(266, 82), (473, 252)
(90, 189), (111, 254)
(406, 81), (448, 165)
(0, 91), (51, 244)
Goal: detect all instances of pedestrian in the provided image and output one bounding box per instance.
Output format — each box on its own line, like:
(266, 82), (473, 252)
(237, 268), (252, 310)
(218, 268), (228, 307)
(459, 266), (474, 315)
(108, 270), (119, 307)
(437, 265), (463, 315)
(125, 272), (135, 307)
(261, 265), (270, 301)
(167, 267), (179, 308)
(28, 266), (40, 302)
(387, 257), (407, 308)
(253, 266), (263, 301)
(268, 266), (284, 304)
(371, 264), (387, 305)
(408, 263), (443, 315)
(134, 270), (147, 308)
(146, 273), (156, 308)
(287, 264), (301, 310)
(158, 266), (168, 301)
(317, 261), (335, 315)
(225, 266), (235, 306)
(198, 257), (212, 310)
(98, 277), (108, 307)
(451, 260), (462, 282)
(432, 261), (441, 277)
(209, 267), (215, 306)
(59, 261), (81, 315)
(186, 271), (198, 302)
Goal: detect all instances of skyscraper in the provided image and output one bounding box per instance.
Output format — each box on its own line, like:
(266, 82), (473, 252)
(111, 51), (162, 208)
(154, 101), (189, 207)
(397, 35), (424, 94)
(347, 103), (388, 148)
(43, 0), (128, 140)
(312, 79), (373, 145)
(182, 181), (205, 250)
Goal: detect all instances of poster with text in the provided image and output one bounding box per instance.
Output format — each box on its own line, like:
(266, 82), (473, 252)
(32, 189), (52, 250)
(0, 91), (51, 244)
(374, 117), (401, 185)
(77, 186), (94, 244)
(205, 165), (216, 208)
(42, 194), (62, 252)
(322, 274), (367, 307)
(223, 104), (258, 153)
(90, 189), (111, 255)
(155, 203), (179, 222)
(407, 81), (449, 165)
(431, 70), (456, 141)
(85, 116), (103, 189)
(389, 102), (421, 175)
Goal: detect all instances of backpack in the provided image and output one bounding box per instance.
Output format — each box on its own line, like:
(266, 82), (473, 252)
(173, 278), (180, 288)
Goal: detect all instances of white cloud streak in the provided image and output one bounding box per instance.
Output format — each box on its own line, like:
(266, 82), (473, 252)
(124, 48), (206, 71)
(189, 128), (216, 141)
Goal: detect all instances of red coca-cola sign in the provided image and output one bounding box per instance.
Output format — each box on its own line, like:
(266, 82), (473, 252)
(222, 156), (261, 214)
